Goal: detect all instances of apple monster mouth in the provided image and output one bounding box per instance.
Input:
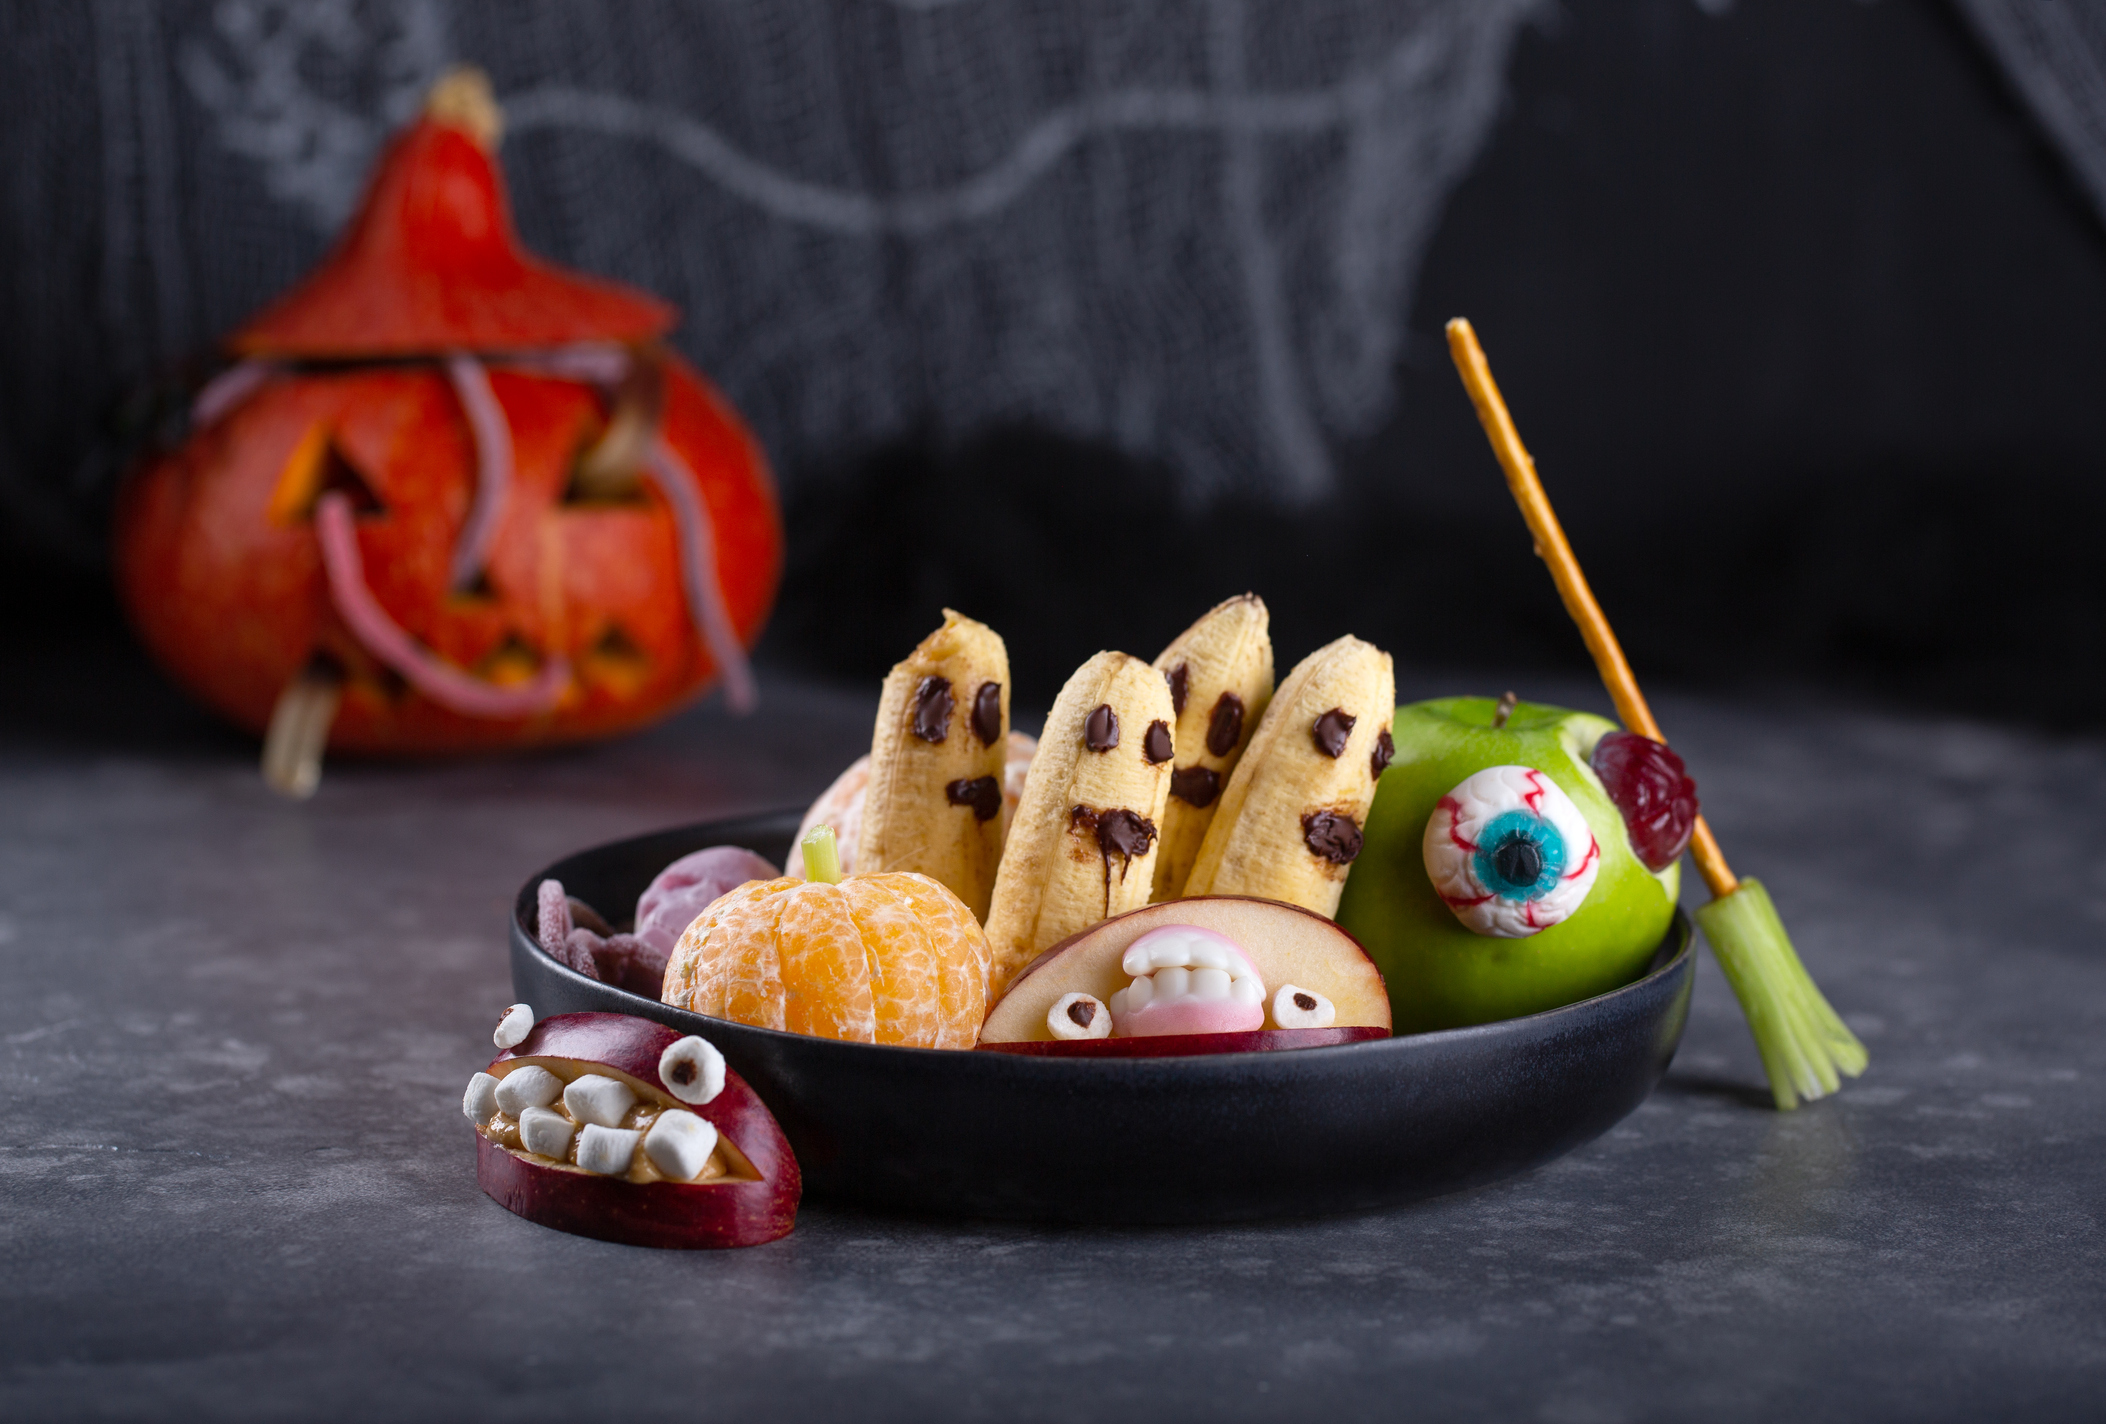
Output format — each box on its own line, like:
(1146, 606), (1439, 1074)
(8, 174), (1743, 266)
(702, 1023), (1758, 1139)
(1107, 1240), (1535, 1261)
(1423, 765), (1600, 938)
(1108, 925), (1268, 1036)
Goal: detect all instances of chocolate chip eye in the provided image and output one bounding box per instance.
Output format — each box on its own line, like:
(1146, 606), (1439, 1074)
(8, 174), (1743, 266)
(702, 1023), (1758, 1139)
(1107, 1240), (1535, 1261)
(913, 676), (954, 742)
(1084, 704), (1119, 751)
(971, 682), (1003, 746)
(1067, 999), (1097, 1028)
(1206, 693), (1244, 757)
(1312, 708), (1355, 758)
(1423, 765), (1601, 939)
(1143, 720), (1173, 764)
(1165, 663), (1190, 716)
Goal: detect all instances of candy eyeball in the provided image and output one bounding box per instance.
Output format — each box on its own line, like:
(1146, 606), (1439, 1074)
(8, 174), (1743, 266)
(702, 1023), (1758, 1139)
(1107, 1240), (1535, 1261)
(658, 1035), (726, 1105)
(1047, 992), (1112, 1040)
(1423, 765), (1600, 938)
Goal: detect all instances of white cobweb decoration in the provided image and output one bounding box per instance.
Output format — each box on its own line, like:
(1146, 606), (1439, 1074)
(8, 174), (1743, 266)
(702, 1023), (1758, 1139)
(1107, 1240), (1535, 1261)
(180, 0), (1542, 506)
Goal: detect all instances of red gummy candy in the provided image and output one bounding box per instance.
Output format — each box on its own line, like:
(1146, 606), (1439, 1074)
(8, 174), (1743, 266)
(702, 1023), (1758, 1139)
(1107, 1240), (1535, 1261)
(1590, 731), (1699, 872)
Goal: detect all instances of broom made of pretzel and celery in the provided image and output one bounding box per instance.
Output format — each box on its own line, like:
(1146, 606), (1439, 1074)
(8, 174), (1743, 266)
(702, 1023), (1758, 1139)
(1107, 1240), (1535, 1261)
(1445, 317), (1866, 1109)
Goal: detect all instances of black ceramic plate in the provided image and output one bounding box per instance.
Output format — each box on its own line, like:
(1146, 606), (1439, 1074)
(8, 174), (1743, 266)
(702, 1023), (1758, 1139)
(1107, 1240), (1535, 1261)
(511, 811), (1693, 1225)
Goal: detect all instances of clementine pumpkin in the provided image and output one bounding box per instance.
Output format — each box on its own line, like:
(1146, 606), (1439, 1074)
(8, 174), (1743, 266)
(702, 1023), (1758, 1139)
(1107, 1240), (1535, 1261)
(114, 70), (780, 786)
(661, 828), (993, 1049)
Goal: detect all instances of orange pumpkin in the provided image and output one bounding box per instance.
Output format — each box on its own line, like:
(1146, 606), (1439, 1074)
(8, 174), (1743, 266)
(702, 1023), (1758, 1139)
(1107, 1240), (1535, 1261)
(662, 832), (993, 1049)
(115, 72), (780, 776)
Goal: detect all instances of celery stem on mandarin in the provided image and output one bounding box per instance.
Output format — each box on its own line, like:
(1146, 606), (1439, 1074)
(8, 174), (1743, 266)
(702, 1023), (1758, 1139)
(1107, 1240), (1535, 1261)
(801, 825), (844, 884)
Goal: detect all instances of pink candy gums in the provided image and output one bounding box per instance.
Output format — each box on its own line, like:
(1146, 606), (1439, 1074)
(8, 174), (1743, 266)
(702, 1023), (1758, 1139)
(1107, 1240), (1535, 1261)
(634, 846), (782, 958)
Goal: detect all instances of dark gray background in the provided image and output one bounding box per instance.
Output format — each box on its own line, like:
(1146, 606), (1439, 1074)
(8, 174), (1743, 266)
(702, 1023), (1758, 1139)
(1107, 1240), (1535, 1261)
(4, 0), (2106, 721)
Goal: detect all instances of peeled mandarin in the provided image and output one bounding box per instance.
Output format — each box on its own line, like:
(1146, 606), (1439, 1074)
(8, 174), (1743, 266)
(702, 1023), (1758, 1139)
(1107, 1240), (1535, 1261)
(662, 872), (991, 1049)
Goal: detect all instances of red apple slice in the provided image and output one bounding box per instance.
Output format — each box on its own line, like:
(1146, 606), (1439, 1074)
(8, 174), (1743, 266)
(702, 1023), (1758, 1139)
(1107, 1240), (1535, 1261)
(978, 1026), (1388, 1057)
(473, 1012), (798, 1248)
(980, 896), (1391, 1044)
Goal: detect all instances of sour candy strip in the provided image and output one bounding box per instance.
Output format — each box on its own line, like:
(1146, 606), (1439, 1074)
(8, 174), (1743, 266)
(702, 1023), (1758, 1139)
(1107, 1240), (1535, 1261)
(646, 441), (757, 714)
(314, 491), (568, 718)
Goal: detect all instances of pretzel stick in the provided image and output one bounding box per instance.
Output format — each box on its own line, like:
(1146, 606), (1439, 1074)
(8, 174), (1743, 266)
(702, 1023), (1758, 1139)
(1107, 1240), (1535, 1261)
(1444, 318), (1737, 898)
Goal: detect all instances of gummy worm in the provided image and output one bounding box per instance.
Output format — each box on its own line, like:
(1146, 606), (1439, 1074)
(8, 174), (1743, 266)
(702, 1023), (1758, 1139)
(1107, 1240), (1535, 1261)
(314, 491), (569, 718)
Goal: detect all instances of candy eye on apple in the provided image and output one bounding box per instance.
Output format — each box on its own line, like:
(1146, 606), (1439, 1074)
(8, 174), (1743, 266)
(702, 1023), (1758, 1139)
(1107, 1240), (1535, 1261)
(1423, 765), (1600, 938)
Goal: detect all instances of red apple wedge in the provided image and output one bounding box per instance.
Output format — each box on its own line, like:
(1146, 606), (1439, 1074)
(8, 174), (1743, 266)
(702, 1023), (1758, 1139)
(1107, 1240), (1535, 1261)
(980, 896), (1391, 1051)
(471, 1012), (799, 1248)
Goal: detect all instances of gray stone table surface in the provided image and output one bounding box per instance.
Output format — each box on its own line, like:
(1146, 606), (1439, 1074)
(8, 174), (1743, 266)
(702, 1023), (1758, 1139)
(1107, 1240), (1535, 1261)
(2, 659), (2103, 1422)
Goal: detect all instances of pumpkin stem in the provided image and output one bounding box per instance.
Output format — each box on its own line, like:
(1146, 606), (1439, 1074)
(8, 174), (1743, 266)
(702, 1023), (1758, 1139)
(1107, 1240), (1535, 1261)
(801, 825), (844, 885)
(424, 67), (503, 150)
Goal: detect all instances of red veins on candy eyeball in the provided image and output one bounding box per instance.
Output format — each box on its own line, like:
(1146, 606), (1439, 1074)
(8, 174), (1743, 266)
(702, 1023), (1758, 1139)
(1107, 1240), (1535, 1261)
(1590, 731), (1699, 872)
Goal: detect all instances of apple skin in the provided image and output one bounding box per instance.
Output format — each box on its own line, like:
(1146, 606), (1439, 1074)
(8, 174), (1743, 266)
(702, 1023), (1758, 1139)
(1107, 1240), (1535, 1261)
(477, 1012), (799, 1249)
(1335, 698), (1679, 1033)
(977, 1026), (1388, 1058)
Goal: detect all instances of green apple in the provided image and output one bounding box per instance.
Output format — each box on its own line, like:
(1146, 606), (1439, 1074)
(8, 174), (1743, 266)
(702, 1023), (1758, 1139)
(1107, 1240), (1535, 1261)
(1334, 697), (1678, 1032)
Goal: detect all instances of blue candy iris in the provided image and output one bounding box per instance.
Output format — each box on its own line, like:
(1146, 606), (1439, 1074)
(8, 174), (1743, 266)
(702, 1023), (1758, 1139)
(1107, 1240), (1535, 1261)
(1473, 811), (1567, 900)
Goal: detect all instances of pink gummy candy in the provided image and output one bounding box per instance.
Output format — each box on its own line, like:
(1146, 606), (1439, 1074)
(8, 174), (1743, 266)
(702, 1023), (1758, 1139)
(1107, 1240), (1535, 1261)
(634, 846), (781, 958)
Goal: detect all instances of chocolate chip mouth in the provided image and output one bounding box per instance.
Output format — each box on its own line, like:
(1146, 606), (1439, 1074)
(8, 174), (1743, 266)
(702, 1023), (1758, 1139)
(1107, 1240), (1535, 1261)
(1301, 810), (1363, 864)
(1170, 765), (1221, 807)
(945, 774), (1001, 821)
(1069, 805), (1159, 914)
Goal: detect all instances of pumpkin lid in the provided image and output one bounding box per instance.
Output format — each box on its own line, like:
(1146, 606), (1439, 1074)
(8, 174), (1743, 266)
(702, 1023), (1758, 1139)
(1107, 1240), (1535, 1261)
(231, 69), (673, 358)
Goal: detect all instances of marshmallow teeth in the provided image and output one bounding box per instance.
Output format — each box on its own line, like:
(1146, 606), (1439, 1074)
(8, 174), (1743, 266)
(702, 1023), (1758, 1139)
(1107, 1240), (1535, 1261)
(644, 1110), (720, 1182)
(493, 1003), (534, 1049)
(493, 1064), (563, 1117)
(1271, 984), (1336, 1030)
(1047, 992), (1112, 1041)
(518, 1104), (575, 1159)
(1107, 925), (1266, 1037)
(658, 1035), (726, 1105)
(855, 609), (1012, 921)
(577, 1123), (642, 1176)
(462, 1071), (501, 1124)
(1423, 765), (1601, 938)
(562, 1073), (636, 1128)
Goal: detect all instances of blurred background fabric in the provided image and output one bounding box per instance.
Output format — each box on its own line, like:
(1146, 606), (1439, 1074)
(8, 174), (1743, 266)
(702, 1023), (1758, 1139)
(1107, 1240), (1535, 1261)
(5, 0), (2106, 720)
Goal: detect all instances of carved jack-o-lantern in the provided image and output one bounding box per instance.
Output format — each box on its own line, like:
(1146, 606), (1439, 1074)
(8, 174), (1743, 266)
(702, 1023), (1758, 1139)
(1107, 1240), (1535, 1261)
(116, 72), (780, 793)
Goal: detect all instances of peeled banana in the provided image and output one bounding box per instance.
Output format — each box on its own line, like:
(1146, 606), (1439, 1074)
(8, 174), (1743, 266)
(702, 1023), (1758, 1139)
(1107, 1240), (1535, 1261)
(1183, 634), (1395, 918)
(1149, 594), (1275, 902)
(856, 609), (1011, 921)
(983, 651), (1175, 992)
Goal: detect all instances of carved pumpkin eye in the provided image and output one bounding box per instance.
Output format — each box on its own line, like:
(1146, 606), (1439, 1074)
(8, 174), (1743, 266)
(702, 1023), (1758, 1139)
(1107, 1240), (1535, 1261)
(1422, 766), (1600, 939)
